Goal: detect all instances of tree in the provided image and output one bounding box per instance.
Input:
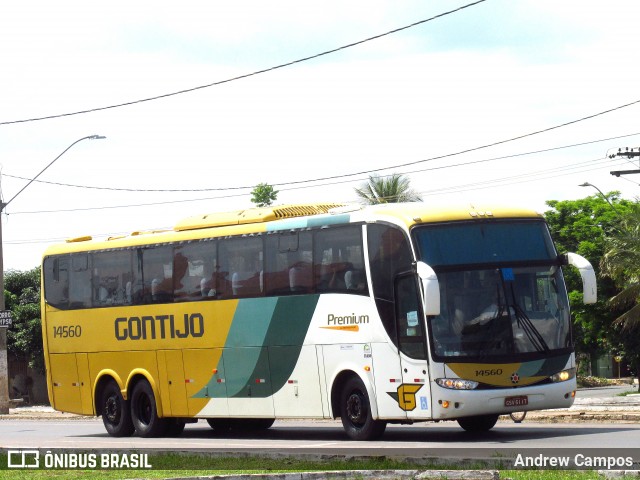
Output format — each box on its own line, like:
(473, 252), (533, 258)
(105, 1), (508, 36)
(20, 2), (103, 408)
(354, 173), (422, 205)
(5, 267), (44, 373)
(601, 202), (640, 390)
(544, 193), (632, 375)
(250, 183), (278, 207)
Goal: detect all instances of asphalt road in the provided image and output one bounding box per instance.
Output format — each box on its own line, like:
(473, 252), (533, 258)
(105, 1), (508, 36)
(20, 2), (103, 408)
(575, 384), (639, 398)
(2, 417), (640, 454)
(2, 383), (638, 465)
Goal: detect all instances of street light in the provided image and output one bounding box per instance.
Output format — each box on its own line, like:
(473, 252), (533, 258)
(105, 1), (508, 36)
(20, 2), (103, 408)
(0, 134), (106, 413)
(579, 182), (620, 213)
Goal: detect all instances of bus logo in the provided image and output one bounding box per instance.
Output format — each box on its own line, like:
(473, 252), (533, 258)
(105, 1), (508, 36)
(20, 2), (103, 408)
(8, 450), (39, 468)
(387, 383), (423, 411)
(114, 313), (204, 341)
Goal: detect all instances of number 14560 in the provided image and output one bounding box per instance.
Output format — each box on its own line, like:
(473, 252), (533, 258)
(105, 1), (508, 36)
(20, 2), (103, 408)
(53, 325), (82, 338)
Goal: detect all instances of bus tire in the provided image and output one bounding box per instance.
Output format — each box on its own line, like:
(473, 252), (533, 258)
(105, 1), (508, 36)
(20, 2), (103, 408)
(100, 380), (135, 437)
(509, 411), (527, 423)
(165, 418), (186, 437)
(130, 380), (167, 437)
(457, 414), (499, 432)
(340, 376), (386, 441)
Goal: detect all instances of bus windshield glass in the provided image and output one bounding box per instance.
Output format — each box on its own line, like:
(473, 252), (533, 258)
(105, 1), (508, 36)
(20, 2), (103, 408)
(413, 221), (571, 361)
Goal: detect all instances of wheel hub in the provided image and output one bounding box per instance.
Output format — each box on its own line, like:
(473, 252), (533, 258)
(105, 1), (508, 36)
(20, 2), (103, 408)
(105, 396), (119, 423)
(346, 393), (365, 425)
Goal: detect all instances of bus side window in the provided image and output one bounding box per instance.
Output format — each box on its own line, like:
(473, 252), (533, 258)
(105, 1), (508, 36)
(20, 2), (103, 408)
(44, 256), (69, 309)
(219, 236), (263, 298)
(175, 240), (216, 300)
(142, 245), (174, 303)
(395, 274), (427, 360)
(69, 253), (92, 309)
(368, 224), (413, 345)
(92, 249), (134, 307)
(314, 225), (367, 295)
(265, 231), (312, 296)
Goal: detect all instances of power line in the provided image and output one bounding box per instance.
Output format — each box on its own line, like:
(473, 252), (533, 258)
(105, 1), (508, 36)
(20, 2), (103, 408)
(0, 1), (486, 126)
(4, 157), (628, 244)
(4, 131), (639, 194)
(8, 154), (622, 215)
(420, 158), (630, 197)
(619, 175), (640, 187)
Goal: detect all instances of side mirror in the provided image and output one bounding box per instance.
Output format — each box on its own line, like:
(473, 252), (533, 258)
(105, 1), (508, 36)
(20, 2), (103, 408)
(563, 252), (597, 304)
(416, 261), (440, 316)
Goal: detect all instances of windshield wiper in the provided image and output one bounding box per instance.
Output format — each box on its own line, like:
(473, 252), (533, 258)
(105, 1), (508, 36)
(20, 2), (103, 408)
(508, 283), (549, 352)
(473, 278), (550, 355)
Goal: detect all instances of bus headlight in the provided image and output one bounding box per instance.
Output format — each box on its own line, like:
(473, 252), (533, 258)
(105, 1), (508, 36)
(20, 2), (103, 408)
(436, 378), (479, 390)
(550, 368), (576, 383)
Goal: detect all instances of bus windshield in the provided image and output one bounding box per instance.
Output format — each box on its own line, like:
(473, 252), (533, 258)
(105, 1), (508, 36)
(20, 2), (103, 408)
(413, 221), (571, 361)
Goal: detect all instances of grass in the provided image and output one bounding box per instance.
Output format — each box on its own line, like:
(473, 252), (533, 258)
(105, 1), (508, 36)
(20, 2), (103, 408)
(505, 472), (612, 479)
(617, 390), (640, 396)
(1, 453), (635, 480)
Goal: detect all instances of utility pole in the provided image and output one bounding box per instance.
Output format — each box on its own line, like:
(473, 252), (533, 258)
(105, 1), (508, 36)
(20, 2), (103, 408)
(0, 135), (105, 414)
(610, 147), (640, 177)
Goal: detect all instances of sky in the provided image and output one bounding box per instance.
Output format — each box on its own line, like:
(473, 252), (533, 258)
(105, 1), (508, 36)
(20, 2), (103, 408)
(1, 0), (640, 271)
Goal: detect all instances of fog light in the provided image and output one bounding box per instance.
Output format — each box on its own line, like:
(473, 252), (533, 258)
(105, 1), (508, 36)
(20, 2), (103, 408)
(442, 400), (450, 409)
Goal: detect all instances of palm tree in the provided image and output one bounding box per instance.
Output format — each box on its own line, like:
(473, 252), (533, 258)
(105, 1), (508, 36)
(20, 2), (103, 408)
(602, 204), (640, 328)
(601, 202), (640, 390)
(354, 173), (422, 205)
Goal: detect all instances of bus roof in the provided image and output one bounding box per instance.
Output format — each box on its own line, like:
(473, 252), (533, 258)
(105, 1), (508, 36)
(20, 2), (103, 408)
(174, 203), (346, 231)
(42, 202), (543, 257)
(363, 202), (542, 227)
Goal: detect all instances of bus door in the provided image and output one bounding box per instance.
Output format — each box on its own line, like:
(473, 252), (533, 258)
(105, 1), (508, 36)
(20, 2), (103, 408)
(395, 274), (432, 419)
(157, 350), (189, 416)
(49, 353), (92, 415)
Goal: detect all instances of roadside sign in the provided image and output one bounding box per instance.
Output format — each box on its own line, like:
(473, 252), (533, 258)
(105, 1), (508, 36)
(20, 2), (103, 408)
(0, 310), (12, 327)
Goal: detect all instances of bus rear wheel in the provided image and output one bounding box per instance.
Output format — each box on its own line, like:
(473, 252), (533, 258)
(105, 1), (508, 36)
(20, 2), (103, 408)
(457, 414), (499, 432)
(130, 380), (167, 437)
(101, 380), (134, 437)
(340, 376), (386, 441)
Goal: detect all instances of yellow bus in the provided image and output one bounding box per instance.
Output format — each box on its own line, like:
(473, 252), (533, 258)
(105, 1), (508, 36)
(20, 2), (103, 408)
(41, 202), (596, 440)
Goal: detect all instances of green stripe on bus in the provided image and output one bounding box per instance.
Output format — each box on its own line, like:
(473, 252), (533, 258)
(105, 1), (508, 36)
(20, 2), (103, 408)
(194, 295), (320, 399)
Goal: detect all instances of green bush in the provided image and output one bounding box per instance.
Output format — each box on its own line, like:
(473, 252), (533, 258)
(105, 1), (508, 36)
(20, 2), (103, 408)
(577, 375), (626, 388)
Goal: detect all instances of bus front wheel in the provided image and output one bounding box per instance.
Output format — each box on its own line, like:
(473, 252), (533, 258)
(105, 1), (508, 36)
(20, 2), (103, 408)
(340, 376), (386, 441)
(101, 380), (135, 437)
(457, 414), (499, 432)
(130, 380), (167, 437)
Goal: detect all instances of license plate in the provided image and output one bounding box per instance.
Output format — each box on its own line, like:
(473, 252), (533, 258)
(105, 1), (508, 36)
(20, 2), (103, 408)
(505, 395), (528, 407)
